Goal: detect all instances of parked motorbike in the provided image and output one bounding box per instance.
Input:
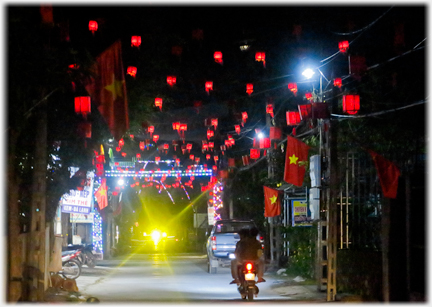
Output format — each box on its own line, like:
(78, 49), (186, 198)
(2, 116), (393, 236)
(64, 244), (97, 268)
(237, 260), (259, 301)
(60, 250), (82, 279)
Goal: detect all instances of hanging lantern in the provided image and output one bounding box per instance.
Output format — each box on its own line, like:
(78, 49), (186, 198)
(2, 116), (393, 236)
(153, 134), (159, 143)
(288, 83), (298, 95)
(167, 76), (177, 86)
(298, 104), (312, 120)
(224, 140), (230, 147)
(214, 51), (223, 64)
(136, 153), (141, 159)
(343, 94), (360, 115)
(266, 104), (274, 117)
(74, 96), (91, 116)
(195, 157), (200, 164)
(259, 137), (271, 149)
(212, 165), (218, 172)
(189, 154), (194, 160)
(175, 158), (180, 165)
(305, 92), (313, 100)
(155, 156), (161, 163)
(211, 118), (218, 129)
(127, 66), (137, 78)
(242, 112), (248, 123)
(155, 98), (163, 110)
(121, 152), (127, 157)
(186, 143), (192, 152)
(209, 142), (214, 149)
(235, 125), (241, 135)
(286, 111), (301, 125)
(172, 122), (180, 131)
(334, 78), (342, 88)
(214, 155), (219, 162)
(202, 142), (209, 151)
(246, 83), (253, 95)
(339, 40), (349, 53)
(139, 141), (145, 151)
(131, 36), (142, 47)
(255, 52), (266, 67)
(148, 126), (154, 137)
(163, 143), (169, 150)
(250, 149), (260, 160)
(270, 127), (282, 140)
(205, 81), (213, 93)
(207, 129), (214, 140)
(88, 20), (98, 34)
(119, 138), (124, 147)
(206, 154), (211, 160)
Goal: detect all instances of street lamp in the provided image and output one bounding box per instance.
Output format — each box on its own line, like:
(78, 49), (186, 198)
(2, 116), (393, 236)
(302, 68), (315, 79)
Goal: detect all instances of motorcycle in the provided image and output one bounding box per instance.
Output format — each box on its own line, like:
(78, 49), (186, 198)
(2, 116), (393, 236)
(64, 244), (97, 268)
(237, 260), (259, 301)
(60, 250), (82, 279)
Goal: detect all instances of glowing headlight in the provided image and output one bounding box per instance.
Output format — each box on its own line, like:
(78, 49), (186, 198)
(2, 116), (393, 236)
(151, 230), (161, 245)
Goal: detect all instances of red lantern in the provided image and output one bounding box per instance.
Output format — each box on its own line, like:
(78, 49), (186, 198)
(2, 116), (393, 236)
(148, 126), (154, 136)
(255, 52), (266, 67)
(246, 83), (253, 95)
(127, 66), (137, 78)
(155, 98), (163, 110)
(163, 143), (169, 150)
(270, 127), (282, 140)
(116, 147), (121, 152)
(286, 111), (301, 125)
(214, 51), (223, 64)
(206, 154), (211, 160)
(186, 143), (192, 151)
(167, 76), (177, 86)
(131, 36), (141, 47)
(88, 20), (98, 34)
(189, 154), (194, 160)
(298, 104), (312, 120)
(153, 135), (159, 143)
(235, 125), (241, 134)
(155, 156), (161, 163)
(175, 158), (180, 165)
(305, 92), (313, 100)
(172, 122), (180, 130)
(179, 123), (187, 131)
(242, 112), (248, 123)
(259, 137), (271, 149)
(339, 40), (349, 53)
(250, 149), (260, 160)
(343, 94), (360, 115)
(74, 96), (91, 116)
(214, 155), (219, 162)
(207, 129), (214, 140)
(195, 157), (200, 164)
(205, 81), (213, 93)
(119, 138), (124, 147)
(211, 118), (218, 129)
(288, 83), (298, 94)
(209, 142), (214, 149)
(266, 104), (274, 117)
(202, 143), (208, 151)
(139, 141), (145, 151)
(334, 78), (342, 88)
(121, 152), (127, 157)
(136, 153), (141, 159)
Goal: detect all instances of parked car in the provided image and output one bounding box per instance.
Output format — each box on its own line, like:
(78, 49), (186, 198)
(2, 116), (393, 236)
(205, 219), (264, 273)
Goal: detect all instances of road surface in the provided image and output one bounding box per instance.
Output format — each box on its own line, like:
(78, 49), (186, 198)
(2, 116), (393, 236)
(76, 252), (324, 303)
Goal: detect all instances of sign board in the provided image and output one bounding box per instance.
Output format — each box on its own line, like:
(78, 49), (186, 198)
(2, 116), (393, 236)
(61, 171), (94, 214)
(292, 199), (312, 227)
(70, 213), (94, 223)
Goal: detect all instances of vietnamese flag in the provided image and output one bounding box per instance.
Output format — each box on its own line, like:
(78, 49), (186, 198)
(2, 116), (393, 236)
(369, 150), (401, 199)
(95, 178), (108, 210)
(85, 40), (129, 141)
(264, 186), (281, 217)
(284, 136), (310, 186)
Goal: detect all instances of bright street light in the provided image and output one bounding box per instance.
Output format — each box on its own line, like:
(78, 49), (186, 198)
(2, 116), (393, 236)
(302, 68), (315, 79)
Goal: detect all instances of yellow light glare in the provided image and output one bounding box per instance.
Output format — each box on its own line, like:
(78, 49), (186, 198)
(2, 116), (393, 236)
(151, 230), (161, 245)
(162, 232), (167, 237)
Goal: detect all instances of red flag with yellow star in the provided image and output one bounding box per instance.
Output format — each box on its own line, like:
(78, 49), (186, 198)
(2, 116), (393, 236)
(95, 178), (108, 210)
(263, 186), (281, 217)
(284, 136), (310, 186)
(85, 40), (129, 140)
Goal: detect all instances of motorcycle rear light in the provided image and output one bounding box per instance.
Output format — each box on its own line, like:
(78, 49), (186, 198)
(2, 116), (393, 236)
(246, 263), (253, 271)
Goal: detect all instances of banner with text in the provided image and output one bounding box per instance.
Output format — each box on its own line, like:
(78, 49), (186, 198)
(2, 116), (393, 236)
(291, 199), (312, 227)
(61, 171), (94, 214)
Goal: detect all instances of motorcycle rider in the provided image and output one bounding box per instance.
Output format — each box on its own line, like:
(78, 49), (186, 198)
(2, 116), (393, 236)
(230, 227), (266, 284)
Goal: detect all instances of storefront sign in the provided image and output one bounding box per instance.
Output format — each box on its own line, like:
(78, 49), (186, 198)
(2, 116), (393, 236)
(61, 171), (94, 214)
(70, 213), (94, 223)
(292, 199), (312, 226)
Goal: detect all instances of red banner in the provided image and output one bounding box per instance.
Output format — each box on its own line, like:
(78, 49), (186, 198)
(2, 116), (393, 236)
(369, 150), (401, 199)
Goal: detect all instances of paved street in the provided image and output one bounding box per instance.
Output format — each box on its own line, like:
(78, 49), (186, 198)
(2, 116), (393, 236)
(76, 252), (327, 303)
